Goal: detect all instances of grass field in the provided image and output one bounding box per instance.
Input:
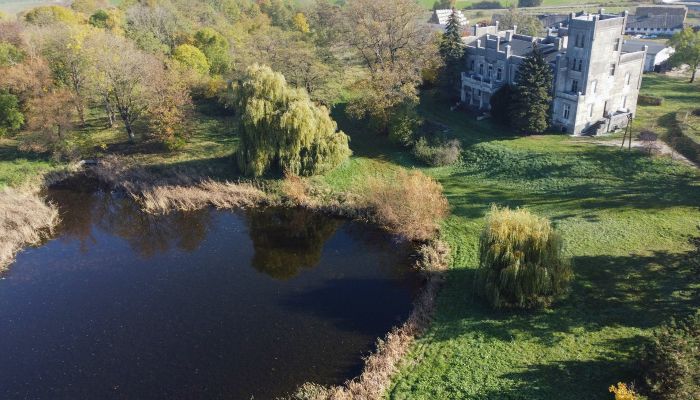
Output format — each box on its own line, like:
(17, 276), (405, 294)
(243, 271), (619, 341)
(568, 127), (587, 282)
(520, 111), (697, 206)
(321, 75), (700, 399)
(0, 63), (697, 398)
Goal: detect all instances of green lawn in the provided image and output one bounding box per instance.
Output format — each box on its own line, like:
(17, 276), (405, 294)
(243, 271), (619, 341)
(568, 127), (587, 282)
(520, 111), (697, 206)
(322, 76), (700, 399)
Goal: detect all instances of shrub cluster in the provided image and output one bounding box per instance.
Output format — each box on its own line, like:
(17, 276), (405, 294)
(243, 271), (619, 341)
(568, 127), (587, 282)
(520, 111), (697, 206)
(518, 0), (543, 7)
(412, 137), (462, 167)
(363, 170), (449, 242)
(477, 205), (572, 309)
(638, 95), (665, 106)
(469, 1), (503, 9)
(641, 311), (700, 400)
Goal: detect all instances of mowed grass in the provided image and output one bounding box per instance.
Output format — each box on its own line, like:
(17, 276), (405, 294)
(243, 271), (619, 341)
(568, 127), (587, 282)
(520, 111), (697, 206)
(322, 76), (700, 399)
(0, 138), (58, 188)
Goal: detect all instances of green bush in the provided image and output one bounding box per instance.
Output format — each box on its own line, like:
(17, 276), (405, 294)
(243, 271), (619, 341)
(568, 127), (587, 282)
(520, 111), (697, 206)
(639, 95), (664, 106)
(477, 205), (572, 309)
(412, 137), (462, 167)
(470, 1), (503, 9)
(518, 0), (543, 7)
(642, 311), (700, 400)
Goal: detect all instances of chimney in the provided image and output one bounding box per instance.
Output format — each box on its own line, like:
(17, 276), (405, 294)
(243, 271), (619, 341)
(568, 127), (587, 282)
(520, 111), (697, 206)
(599, 7), (605, 14)
(495, 20), (500, 31)
(505, 44), (511, 58)
(513, 24), (518, 34)
(476, 39), (481, 48)
(505, 30), (513, 41)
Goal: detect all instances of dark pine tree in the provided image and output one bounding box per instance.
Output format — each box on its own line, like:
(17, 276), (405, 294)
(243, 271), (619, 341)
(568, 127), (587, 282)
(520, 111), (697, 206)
(489, 84), (515, 126)
(439, 10), (465, 100)
(512, 45), (553, 134)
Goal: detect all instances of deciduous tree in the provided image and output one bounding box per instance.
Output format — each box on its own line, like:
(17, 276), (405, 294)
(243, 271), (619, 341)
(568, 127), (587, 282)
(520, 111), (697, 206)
(342, 0), (438, 132)
(233, 64), (351, 177)
(173, 44), (210, 75)
(194, 27), (231, 75)
(668, 27), (700, 83)
(0, 92), (24, 136)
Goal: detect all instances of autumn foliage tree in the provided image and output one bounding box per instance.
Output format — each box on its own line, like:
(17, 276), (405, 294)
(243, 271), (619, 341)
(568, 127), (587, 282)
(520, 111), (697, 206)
(233, 64), (351, 177)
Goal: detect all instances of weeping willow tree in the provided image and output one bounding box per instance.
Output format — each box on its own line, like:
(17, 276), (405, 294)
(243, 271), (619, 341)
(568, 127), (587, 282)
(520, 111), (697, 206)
(233, 64), (351, 177)
(477, 205), (572, 309)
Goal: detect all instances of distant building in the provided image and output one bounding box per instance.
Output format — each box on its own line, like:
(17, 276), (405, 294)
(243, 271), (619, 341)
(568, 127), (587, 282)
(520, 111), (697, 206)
(537, 14), (570, 30)
(625, 5), (687, 35)
(429, 9), (468, 27)
(460, 11), (647, 136)
(622, 39), (675, 72)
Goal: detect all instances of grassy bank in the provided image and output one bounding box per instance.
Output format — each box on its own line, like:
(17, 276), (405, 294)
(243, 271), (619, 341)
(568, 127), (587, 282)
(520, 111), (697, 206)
(312, 76), (700, 399)
(380, 79), (699, 398)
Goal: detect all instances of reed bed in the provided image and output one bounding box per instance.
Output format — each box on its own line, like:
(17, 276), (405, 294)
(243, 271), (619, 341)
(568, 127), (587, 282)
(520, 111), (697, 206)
(0, 188), (59, 271)
(137, 180), (267, 214)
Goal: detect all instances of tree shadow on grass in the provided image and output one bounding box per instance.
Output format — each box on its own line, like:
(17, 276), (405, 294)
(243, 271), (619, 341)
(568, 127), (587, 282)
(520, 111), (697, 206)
(428, 246), (700, 348)
(478, 357), (643, 400)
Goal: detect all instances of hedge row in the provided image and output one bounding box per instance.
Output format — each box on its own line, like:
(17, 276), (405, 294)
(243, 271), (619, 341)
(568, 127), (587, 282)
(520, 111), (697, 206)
(638, 94), (664, 106)
(668, 110), (700, 165)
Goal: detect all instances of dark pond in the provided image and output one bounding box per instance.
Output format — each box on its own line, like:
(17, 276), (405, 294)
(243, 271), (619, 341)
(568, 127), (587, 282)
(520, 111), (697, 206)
(0, 188), (420, 399)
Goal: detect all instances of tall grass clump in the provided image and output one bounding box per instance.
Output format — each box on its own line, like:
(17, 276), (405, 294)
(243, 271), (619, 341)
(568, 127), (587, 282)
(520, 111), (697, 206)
(0, 188), (59, 270)
(363, 170), (449, 241)
(477, 205), (571, 309)
(412, 137), (461, 167)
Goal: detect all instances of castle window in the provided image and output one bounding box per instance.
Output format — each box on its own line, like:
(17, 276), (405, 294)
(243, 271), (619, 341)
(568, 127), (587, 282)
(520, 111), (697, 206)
(588, 104), (593, 118)
(625, 72), (631, 86)
(571, 80), (579, 93)
(621, 95), (627, 109)
(591, 80), (597, 94)
(609, 64), (616, 76)
(563, 104), (570, 120)
(479, 63), (484, 75)
(470, 60), (475, 71)
(577, 59), (583, 71)
(497, 67), (502, 81)
(488, 64), (493, 78)
(615, 38), (621, 51)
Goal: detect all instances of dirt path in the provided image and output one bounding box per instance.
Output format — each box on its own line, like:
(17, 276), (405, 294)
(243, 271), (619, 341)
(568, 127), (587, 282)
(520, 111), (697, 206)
(589, 138), (697, 168)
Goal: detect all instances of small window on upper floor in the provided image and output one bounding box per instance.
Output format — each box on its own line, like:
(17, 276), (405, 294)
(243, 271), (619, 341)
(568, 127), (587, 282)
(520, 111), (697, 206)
(571, 79), (579, 93)
(479, 63), (484, 75)
(563, 103), (571, 119)
(609, 63), (616, 76)
(497, 68), (503, 81)
(588, 104), (593, 118)
(615, 38), (621, 51)
(591, 80), (597, 94)
(470, 60), (475, 71)
(577, 59), (583, 71)
(625, 72), (631, 86)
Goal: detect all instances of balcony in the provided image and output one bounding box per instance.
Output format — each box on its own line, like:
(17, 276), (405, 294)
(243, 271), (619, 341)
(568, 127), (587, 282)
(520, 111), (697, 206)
(461, 72), (494, 91)
(557, 91), (579, 101)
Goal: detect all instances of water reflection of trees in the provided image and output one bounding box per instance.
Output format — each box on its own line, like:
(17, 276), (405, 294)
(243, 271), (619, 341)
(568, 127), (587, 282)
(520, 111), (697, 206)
(50, 190), (212, 258)
(246, 208), (341, 280)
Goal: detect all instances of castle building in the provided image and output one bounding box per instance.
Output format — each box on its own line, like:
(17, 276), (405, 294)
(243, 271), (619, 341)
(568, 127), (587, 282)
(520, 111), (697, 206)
(460, 10), (647, 135)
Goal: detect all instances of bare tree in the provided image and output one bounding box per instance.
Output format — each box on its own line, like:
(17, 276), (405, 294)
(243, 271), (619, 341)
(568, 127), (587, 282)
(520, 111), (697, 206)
(94, 34), (160, 142)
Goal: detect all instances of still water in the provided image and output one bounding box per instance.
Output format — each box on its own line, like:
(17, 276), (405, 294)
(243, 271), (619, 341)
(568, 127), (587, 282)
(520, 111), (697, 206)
(0, 188), (419, 399)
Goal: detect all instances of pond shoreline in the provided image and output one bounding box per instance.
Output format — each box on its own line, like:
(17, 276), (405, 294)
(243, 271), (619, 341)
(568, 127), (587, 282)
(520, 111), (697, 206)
(6, 157), (450, 400)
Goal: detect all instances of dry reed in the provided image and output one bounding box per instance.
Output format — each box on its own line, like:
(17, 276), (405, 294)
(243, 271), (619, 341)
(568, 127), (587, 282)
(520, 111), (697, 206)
(137, 180), (267, 214)
(363, 170), (449, 242)
(0, 188), (59, 271)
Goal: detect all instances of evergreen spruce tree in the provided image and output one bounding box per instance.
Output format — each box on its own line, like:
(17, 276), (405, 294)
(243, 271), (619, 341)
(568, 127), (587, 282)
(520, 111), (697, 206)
(439, 10), (465, 99)
(233, 65), (351, 177)
(512, 45), (553, 134)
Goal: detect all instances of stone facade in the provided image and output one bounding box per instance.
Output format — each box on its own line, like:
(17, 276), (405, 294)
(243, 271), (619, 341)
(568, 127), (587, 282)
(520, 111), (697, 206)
(460, 10), (647, 135)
